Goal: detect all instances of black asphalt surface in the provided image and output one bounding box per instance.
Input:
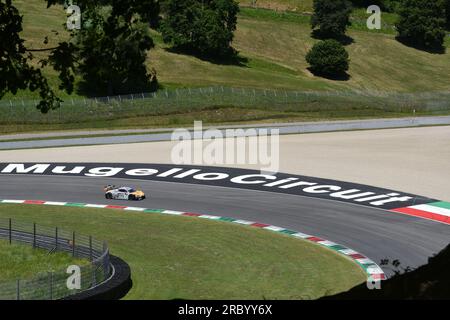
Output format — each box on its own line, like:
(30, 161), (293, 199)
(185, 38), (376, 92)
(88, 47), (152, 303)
(1, 175), (449, 277)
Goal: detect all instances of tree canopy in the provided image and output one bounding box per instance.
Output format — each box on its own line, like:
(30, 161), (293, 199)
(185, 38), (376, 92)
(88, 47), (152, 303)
(311, 0), (353, 39)
(0, 0), (160, 113)
(396, 0), (447, 51)
(306, 39), (350, 77)
(160, 0), (240, 58)
(48, 0), (160, 96)
(0, 0), (61, 113)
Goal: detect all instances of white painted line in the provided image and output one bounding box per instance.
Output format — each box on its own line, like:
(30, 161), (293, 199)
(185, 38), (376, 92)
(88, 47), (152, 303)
(43, 201), (67, 206)
(85, 204), (107, 209)
(356, 258), (375, 265)
(124, 207), (146, 211)
(1, 200), (25, 203)
(263, 226), (285, 232)
(198, 215), (221, 220)
(162, 210), (184, 215)
(339, 249), (358, 255)
(411, 204), (450, 217)
(318, 240), (338, 247)
(291, 232), (311, 239)
(233, 219), (255, 225)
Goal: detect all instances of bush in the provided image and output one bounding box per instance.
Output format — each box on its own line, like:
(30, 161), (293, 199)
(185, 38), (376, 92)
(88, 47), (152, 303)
(306, 40), (350, 77)
(311, 0), (352, 38)
(160, 0), (239, 58)
(396, 0), (447, 51)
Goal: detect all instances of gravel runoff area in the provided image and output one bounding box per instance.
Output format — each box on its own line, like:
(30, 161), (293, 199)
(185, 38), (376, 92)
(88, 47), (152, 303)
(0, 126), (449, 201)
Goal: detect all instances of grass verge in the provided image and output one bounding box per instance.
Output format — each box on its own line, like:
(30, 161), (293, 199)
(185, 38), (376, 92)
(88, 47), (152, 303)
(0, 240), (87, 282)
(0, 204), (366, 300)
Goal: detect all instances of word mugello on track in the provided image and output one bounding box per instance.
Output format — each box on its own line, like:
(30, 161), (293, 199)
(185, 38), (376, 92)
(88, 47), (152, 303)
(1, 162), (449, 278)
(0, 162), (440, 212)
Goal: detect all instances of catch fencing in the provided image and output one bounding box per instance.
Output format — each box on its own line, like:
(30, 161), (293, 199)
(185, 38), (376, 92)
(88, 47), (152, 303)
(0, 218), (110, 300)
(1, 87), (450, 125)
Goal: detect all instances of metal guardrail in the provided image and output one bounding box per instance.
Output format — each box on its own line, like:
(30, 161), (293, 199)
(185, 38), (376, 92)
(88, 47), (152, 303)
(1, 87), (450, 125)
(0, 218), (110, 300)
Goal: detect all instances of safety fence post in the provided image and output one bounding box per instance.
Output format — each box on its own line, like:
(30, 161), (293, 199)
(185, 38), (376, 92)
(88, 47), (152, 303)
(55, 227), (58, 250)
(16, 280), (20, 300)
(33, 223), (36, 248)
(72, 231), (76, 257)
(9, 218), (12, 244)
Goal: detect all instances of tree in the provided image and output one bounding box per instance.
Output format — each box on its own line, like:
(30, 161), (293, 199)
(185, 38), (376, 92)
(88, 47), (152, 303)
(446, 0), (450, 29)
(1, 0), (160, 113)
(395, 0), (447, 51)
(311, 0), (352, 38)
(306, 40), (350, 77)
(160, 0), (240, 58)
(48, 0), (160, 96)
(0, 0), (61, 113)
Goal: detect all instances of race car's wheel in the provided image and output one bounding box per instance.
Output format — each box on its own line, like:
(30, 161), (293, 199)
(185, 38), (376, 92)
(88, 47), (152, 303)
(128, 195), (135, 201)
(105, 193), (112, 199)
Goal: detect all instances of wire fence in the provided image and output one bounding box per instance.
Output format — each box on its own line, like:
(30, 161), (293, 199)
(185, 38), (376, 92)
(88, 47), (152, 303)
(0, 218), (110, 300)
(1, 86), (450, 125)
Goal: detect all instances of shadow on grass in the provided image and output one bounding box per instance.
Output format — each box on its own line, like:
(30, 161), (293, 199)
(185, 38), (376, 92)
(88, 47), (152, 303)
(165, 46), (249, 67)
(311, 30), (355, 46)
(395, 37), (446, 54)
(75, 75), (159, 98)
(307, 67), (351, 81)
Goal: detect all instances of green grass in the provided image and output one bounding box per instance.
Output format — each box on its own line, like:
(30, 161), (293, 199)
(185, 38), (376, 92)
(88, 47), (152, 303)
(0, 240), (87, 282)
(2, 0), (449, 134)
(239, 0), (314, 12)
(11, 0), (450, 95)
(0, 204), (366, 300)
(149, 8), (450, 93)
(2, 88), (449, 134)
(2, 100), (448, 135)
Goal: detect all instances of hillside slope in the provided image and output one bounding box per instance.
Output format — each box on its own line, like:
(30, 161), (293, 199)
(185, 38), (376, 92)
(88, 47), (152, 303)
(11, 0), (450, 99)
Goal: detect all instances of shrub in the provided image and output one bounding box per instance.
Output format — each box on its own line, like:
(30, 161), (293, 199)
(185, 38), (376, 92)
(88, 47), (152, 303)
(160, 0), (239, 58)
(306, 40), (350, 77)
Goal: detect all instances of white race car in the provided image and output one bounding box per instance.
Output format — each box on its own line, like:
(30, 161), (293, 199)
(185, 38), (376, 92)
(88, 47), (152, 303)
(104, 185), (146, 201)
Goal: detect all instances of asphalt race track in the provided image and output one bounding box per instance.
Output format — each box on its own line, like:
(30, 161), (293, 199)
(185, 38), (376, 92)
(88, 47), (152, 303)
(0, 173), (448, 277)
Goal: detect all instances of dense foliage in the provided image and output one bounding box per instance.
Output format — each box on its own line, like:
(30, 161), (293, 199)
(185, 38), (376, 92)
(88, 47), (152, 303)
(395, 0), (447, 51)
(161, 0), (240, 58)
(311, 0), (352, 38)
(446, 0), (450, 29)
(0, 0), (60, 113)
(48, 0), (160, 96)
(306, 40), (350, 77)
(0, 0), (160, 113)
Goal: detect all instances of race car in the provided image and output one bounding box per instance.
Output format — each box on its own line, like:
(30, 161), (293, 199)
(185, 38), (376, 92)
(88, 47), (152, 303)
(104, 185), (146, 201)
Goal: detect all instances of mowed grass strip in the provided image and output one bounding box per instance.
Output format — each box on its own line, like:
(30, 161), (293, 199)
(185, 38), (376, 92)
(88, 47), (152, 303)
(0, 204), (366, 300)
(0, 240), (87, 282)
